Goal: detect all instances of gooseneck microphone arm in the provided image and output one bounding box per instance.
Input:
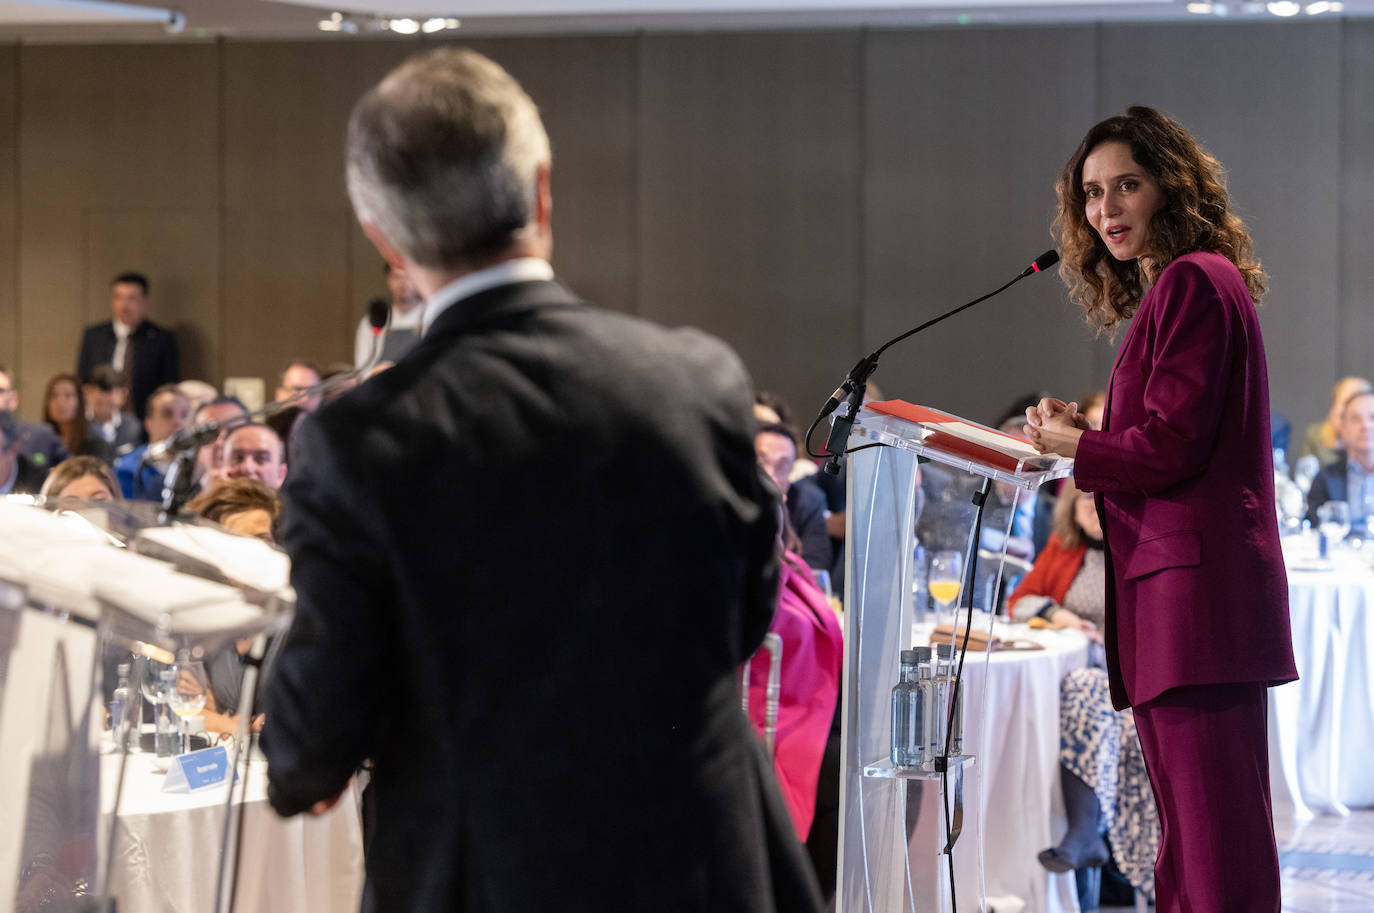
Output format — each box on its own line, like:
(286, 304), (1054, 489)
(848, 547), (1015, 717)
(807, 250), (1060, 475)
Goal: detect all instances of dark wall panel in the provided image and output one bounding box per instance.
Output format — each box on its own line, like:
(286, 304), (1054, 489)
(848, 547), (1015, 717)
(1341, 21), (1374, 386)
(864, 27), (1110, 426)
(222, 41), (414, 384)
(461, 36), (639, 316)
(18, 43), (219, 418)
(1099, 20), (1341, 427)
(638, 31), (862, 418)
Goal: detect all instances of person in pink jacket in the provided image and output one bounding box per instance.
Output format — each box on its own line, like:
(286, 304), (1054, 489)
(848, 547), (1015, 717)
(744, 550), (843, 841)
(1025, 106), (1297, 913)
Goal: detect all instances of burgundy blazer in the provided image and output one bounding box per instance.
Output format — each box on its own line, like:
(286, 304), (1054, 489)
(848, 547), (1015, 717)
(1074, 251), (1298, 710)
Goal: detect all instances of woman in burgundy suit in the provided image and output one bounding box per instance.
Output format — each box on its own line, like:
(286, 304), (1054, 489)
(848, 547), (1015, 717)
(1025, 106), (1298, 913)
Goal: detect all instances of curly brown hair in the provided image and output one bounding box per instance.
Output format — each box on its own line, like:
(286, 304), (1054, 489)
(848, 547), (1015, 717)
(1053, 106), (1265, 334)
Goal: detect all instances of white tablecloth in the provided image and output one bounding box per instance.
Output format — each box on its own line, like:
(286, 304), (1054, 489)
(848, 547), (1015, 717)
(100, 749), (364, 913)
(917, 623), (1090, 913)
(1269, 560), (1374, 817)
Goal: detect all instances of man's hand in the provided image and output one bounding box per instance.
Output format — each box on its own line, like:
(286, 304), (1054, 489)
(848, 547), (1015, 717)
(310, 783), (348, 816)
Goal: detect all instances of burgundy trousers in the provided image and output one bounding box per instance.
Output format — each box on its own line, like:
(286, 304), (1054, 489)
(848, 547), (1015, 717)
(1132, 682), (1281, 913)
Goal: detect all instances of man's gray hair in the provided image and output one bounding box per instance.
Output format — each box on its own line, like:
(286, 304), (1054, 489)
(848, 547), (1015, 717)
(345, 48), (551, 271)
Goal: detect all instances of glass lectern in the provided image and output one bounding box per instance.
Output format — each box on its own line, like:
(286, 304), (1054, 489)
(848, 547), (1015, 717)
(837, 402), (1072, 913)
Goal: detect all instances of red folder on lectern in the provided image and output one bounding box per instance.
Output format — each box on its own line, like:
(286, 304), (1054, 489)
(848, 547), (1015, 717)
(862, 399), (1068, 480)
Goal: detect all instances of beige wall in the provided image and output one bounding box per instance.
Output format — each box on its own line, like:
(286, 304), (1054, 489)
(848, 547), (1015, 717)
(3, 24), (1370, 437)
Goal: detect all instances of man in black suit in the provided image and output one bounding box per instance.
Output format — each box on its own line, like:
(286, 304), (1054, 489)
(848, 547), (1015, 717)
(262, 48), (822, 913)
(0, 411), (47, 495)
(76, 272), (179, 421)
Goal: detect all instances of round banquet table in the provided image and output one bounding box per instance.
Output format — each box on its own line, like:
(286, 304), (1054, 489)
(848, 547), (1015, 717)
(1269, 553), (1374, 818)
(914, 621), (1090, 913)
(99, 747), (364, 913)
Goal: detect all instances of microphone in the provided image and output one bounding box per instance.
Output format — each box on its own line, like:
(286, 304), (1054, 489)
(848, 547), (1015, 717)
(811, 249), (1059, 474)
(367, 298), (389, 337)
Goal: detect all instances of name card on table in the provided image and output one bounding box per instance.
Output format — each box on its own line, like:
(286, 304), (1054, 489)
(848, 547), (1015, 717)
(162, 745), (235, 793)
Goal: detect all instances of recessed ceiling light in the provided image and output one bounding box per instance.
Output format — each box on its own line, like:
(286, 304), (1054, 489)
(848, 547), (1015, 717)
(1267, 0), (1301, 14)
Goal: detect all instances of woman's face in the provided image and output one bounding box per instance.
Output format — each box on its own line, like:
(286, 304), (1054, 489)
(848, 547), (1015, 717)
(58, 474), (112, 502)
(1082, 141), (1163, 265)
(48, 380), (79, 424)
(1074, 493), (1103, 541)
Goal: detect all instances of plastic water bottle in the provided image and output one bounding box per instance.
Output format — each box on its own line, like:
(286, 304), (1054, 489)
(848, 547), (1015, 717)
(110, 662), (130, 734)
(155, 668), (179, 757)
(891, 649), (926, 767)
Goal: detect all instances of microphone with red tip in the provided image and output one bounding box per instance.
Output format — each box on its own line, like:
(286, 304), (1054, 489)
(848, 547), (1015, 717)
(809, 249), (1061, 474)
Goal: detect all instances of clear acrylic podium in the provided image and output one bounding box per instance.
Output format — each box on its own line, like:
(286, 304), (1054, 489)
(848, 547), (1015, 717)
(837, 401), (1072, 913)
(0, 497), (294, 913)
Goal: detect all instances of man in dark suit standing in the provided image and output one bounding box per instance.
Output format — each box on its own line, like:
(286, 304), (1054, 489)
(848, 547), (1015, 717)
(262, 48), (822, 913)
(76, 272), (179, 421)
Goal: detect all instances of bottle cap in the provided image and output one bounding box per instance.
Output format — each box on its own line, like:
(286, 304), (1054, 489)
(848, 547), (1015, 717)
(900, 649), (919, 664)
(116, 662), (130, 677)
(913, 646), (932, 662)
(936, 643), (953, 658)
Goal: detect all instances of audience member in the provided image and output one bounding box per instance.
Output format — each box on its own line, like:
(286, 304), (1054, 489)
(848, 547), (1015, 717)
(82, 364), (141, 462)
(177, 379), (219, 416)
(1298, 376), (1372, 467)
(77, 272), (179, 420)
(756, 422), (831, 572)
(356, 262), (424, 367)
(744, 508), (842, 844)
(1008, 477), (1159, 901)
(0, 364), (69, 469)
(113, 385), (190, 501)
(187, 478), (281, 736)
(1306, 388), (1374, 532)
(39, 455), (120, 503)
(0, 410), (49, 495)
(275, 360), (322, 412)
(192, 395), (250, 489)
(42, 373), (96, 458)
(221, 423), (287, 489)
(1081, 391), (1107, 430)
(188, 476), (281, 543)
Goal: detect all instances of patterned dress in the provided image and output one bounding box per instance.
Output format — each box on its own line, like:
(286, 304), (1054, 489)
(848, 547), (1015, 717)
(1018, 545), (1161, 898)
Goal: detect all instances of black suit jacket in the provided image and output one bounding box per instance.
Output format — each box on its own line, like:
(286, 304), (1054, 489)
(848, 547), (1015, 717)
(264, 278), (822, 913)
(1306, 456), (1351, 526)
(77, 320), (179, 419)
(10, 454), (48, 495)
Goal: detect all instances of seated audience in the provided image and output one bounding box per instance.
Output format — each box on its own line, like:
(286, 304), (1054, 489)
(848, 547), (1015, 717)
(275, 360), (322, 412)
(756, 422), (832, 572)
(319, 363), (358, 404)
(1306, 388), (1374, 532)
(1080, 390), (1107, 431)
(83, 364), (141, 461)
(1299, 376), (1372, 466)
(113, 385), (190, 501)
(0, 364), (68, 470)
(42, 373), (96, 459)
(187, 476), (280, 543)
(191, 395), (250, 490)
(176, 379), (219, 417)
(185, 479), (281, 736)
(39, 455), (120, 503)
(0, 410), (49, 495)
(221, 423), (288, 489)
(1008, 478), (1158, 902)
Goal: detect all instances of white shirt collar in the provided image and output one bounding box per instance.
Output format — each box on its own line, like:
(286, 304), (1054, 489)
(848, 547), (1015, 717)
(420, 258), (554, 337)
(113, 320), (134, 339)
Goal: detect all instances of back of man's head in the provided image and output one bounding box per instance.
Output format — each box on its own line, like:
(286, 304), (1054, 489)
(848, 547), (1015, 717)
(345, 48), (551, 272)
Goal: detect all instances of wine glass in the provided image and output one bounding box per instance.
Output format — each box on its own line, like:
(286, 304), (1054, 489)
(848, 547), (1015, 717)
(168, 661), (209, 755)
(1317, 501), (1352, 552)
(928, 551), (963, 612)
